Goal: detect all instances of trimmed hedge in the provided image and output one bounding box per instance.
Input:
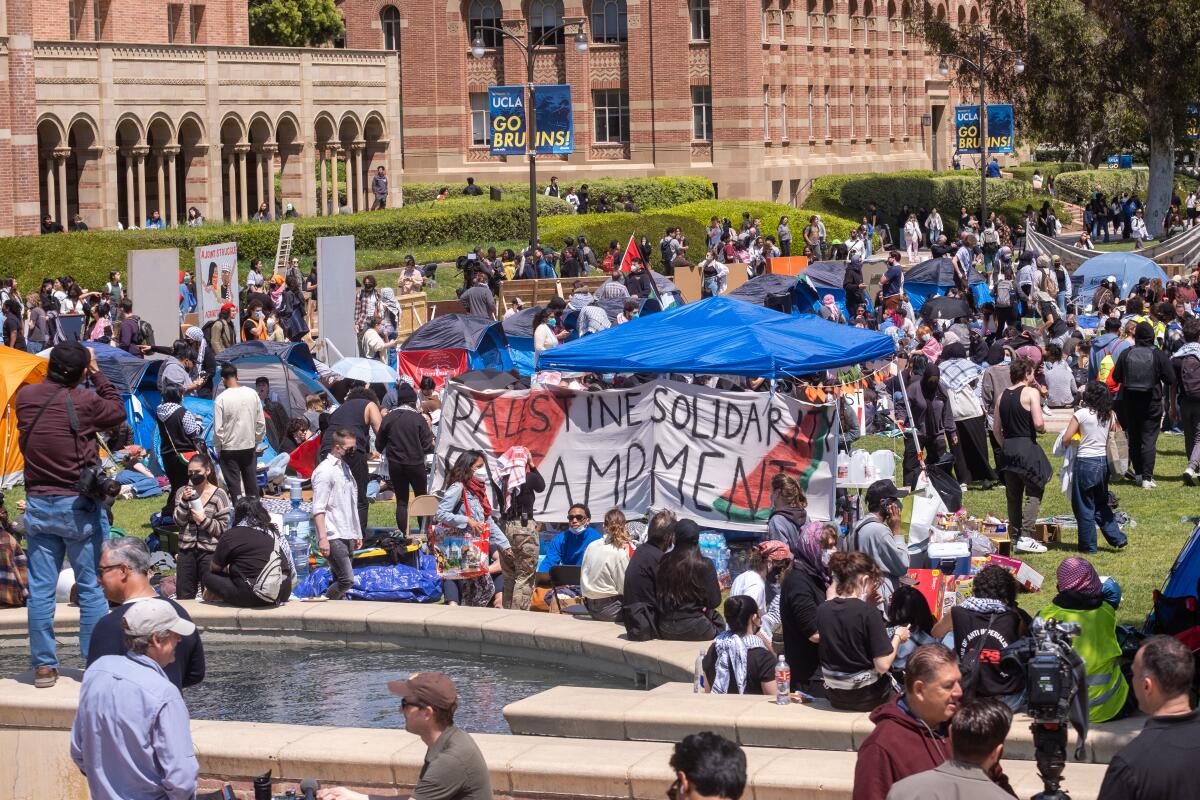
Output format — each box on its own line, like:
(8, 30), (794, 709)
(834, 173), (1030, 222)
(1006, 162), (1087, 183)
(0, 195), (573, 291)
(402, 176), (715, 210)
(1052, 168), (1150, 205)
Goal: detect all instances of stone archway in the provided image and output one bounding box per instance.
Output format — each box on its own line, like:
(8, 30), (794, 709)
(67, 116), (102, 228)
(177, 115), (207, 223)
(314, 113), (338, 215)
(220, 115), (248, 223)
(247, 113), (275, 219)
(36, 116), (68, 227)
(363, 112), (388, 209)
(275, 113), (303, 217)
(115, 115), (145, 229)
(338, 113), (363, 212)
(146, 115), (175, 227)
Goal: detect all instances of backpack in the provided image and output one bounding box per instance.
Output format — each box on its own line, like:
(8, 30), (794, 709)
(1121, 347), (1157, 392)
(659, 237), (674, 268)
(994, 278), (1012, 307)
(251, 530), (294, 604)
(957, 612), (999, 701)
(1179, 354), (1200, 399)
(132, 315), (154, 347)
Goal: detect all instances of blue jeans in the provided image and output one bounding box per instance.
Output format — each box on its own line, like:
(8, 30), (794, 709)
(1071, 456), (1126, 553)
(1056, 291), (1069, 316)
(928, 227), (942, 247)
(24, 494), (110, 668)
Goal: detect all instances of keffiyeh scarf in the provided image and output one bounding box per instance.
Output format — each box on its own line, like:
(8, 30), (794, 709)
(711, 631), (767, 694)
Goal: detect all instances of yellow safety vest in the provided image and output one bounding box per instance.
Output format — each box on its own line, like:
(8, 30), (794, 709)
(1038, 601), (1129, 723)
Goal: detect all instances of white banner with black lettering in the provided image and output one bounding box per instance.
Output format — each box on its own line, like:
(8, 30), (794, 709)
(434, 379), (837, 529)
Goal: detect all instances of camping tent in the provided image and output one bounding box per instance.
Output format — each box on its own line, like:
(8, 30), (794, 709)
(794, 261), (875, 318)
(535, 295), (896, 377)
(401, 313), (513, 372)
(503, 306), (546, 376)
(38, 342), (157, 453)
(1071, 251), (1170, 304)
(215, 340), (329, 418)
(0, 346), (48, 487)
(728, 274), (799, 311)
(904, 256), (994, 312)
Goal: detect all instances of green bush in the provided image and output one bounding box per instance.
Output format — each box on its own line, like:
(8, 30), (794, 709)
(835, 173), (1029, 222)
(0, 195), (572, 291)
(1007, 162), (1087, 183)
(1053, 168), (1150, 204)
(402, 176), (715, 210)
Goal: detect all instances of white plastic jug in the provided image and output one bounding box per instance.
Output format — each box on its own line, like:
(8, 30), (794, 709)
(871, 449), (897, 483)
(849, 450), (872, 486)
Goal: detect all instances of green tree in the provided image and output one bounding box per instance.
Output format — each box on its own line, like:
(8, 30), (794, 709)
(916, 0), (1200, 235)
(248, 0), (344, 47)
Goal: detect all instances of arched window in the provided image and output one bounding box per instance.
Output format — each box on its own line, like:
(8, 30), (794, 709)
(380, 5), (400, 51)
(467, 0), (502, 48)
(969, 5), (979, 23)
(591, 0), (627, 43)
(690, 0), (710, 40)
(530, 0), (564, 45)
(863, 0), (873, 47)
(956, 5), (965, 25)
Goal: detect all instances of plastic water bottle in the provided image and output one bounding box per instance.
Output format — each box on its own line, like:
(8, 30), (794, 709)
(282, 478), (312, 584)
(693, 650), (706, 693)
(775, 655), (791, 705)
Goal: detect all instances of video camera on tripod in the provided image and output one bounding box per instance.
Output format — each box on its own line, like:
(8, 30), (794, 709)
(1001, 617), (1091, 800)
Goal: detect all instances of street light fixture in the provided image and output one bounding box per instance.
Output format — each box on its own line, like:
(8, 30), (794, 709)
(938, 31), (1023, 227)
(469, 20), (585, 253)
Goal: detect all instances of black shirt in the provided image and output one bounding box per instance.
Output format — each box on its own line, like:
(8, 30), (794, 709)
(816, 597), (894, 709)
(212, 525), (289, 592)
(378, 407), (434, 466)
(950, 606), (1025, 697)
(703, 644), (776, 694)
(4, 312), (25, 350)
(1041, 301), (1068, 338)
(86, 597), (205, 689)
(780, 567), (827, 687)
(1097, 709), (1200, 800)
(621, 543), (664, 609)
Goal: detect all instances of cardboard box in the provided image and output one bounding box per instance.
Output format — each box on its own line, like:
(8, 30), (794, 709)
(988, 554), (1045, 592)
(906, 568), (944, 619)
(1031, 522), (1061, 544)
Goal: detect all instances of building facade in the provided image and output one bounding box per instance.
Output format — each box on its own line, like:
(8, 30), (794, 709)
(2, 0), (979, 237)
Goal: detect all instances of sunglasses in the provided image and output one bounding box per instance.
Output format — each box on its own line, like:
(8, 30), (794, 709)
(400, 699), (427, 711)
(567, 514), (587, 522)
(98, 563), (129, 575)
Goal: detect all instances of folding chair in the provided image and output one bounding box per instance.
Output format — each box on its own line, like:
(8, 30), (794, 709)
(408, 494), (440, 540)
(548, 565), (590, 617)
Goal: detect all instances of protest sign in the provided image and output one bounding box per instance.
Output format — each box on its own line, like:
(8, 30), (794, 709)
(194, 242), (239, 327)
(434, 379), (837, 528)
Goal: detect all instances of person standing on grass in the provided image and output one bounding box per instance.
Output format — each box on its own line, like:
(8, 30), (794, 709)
(1170, 318), (1200, 485)
(1062, 381), (1128, 553)
(377, 382), (434, 533)
(212, 364), (265, 502)
(1112, 321), (1175, 489)
(312, 428), (362, 601)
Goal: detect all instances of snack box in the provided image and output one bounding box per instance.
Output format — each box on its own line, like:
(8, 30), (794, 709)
(987, 554), (1045, 592)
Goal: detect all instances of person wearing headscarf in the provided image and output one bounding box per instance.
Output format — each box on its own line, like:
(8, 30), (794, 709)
(779, 520), (835, 695)
(729, 539), (791, 637)
(184, 325), (215, 398)
(377, 287), (402, 339)
(1037, 557), (1132, 722)
(939, 342), (998, 487)
(902, 356), (956, 487)
(701, 596), (777, 695)
(818, 294), (845, 324)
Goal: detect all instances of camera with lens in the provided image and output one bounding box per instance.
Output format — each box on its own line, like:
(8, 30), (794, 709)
(1001, 617), (1090, 800)
(77, 463), (121, 502)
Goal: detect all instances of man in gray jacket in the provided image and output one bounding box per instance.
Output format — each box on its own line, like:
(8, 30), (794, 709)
(846, 479), (909, 605)
(885, 698), (1013, 800)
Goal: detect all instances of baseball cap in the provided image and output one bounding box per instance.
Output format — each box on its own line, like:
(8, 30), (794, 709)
(864, 479), (908, 510)
(122, 599), (196, 638)
(387, 671), (458, 710)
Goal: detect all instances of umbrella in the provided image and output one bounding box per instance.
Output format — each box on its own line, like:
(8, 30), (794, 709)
(920, 295), (971, 321)
(330, 357), (400, 383)
(452, 368), (528, 391)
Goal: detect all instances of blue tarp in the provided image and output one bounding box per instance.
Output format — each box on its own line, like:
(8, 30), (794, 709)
(1072, 252), (1169, 302)
(904, 256), (994, 312)
(796, 261), (875, 319)
(535, 295), (896, 377)
(291, 553), (443, 602)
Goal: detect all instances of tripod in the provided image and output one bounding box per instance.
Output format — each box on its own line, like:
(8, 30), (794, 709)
(1031, 721), (1071, 800)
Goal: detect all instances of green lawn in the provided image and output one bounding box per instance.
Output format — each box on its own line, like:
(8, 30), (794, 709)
(860, 431), (1193, 627)
(1091, 240), (1138, 252)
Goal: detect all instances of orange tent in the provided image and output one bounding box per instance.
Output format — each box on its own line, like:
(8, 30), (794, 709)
(0, 346), (48, 487)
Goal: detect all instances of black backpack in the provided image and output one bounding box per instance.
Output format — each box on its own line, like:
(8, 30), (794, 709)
(659, 237), (674, 268)
(1121, 347), (1156, 392)
(1179, 354), (1200, 400)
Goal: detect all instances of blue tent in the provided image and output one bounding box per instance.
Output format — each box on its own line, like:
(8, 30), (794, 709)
(42, 343), (159, 452)
(794, 261), (875, 319)
(401, 313), (514, 371)
(503, 306), (546, 376)
(904, 256), (994, 312)
(1072, 251), (1169, 302)
(215, 341), (329, 418)
(728, 274), (799, 310)
(535, 296), (896, 377)
(1150, 522), (1200, 632)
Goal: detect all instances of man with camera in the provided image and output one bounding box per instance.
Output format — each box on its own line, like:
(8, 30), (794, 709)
(16, 341), (126, 688)
(885, 698), (1014, 799)
(1098, 635), (1199, 800)
(854, 644), (1013, 800)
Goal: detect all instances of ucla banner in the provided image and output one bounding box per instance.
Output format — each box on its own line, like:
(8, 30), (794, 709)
(1187, 103), (1200, 141)
(532, 84), (575, 154)
(488, 85), (527, 156)
(954, 104), (1014, 154)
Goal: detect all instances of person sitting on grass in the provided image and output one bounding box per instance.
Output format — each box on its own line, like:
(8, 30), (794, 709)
(702, 596), (777, 696)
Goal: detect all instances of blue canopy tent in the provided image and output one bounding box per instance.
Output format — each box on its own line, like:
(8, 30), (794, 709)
(40, 342), (157, 451)
(794, 261), (875, 319)
(535, 296), (896, 377)
(214, 340), (329, 418)
(401, 313), (514, 371)
(904, 256), (994, 311)
(1071, 251), (1169, 303)
(503, 306), (547, 376)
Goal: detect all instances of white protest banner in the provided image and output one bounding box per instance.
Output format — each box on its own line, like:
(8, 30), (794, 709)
(194, 241), (239, 326)
(435, 378), (837, 528)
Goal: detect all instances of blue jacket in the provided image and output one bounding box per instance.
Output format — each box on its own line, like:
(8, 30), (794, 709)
(542, 526), (602, 570)
(536, 259), (556, 279)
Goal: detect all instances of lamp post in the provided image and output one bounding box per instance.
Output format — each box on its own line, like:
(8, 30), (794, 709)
(938, 31), (1023, 226)
(471, 23), (588, 254)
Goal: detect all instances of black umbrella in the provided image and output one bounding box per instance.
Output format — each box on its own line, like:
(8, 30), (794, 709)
(921, 295), (971, 321)
(452, 369), (527, 391)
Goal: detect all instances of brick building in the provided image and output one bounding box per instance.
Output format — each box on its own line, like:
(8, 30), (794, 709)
(5, 0), (979, 237)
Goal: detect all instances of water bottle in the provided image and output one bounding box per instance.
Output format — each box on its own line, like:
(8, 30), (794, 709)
(775, 654), (791, 706)
(693, 650), (706, 693)
(282, 478), (312, 584)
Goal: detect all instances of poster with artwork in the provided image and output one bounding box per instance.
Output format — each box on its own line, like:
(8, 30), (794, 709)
(194, 241), (239, 326)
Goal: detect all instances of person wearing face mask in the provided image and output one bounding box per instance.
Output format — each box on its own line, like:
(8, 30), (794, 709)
(354, 275), (380, 333)
(532, 307), (567, 363)
(172, 454), (232, 601)
(434, 450), (513, 607)
(780, 521), (834, 695)
(701, 596), (778, 695)
(541, 503), (601, 571)
(263, 309), (286, 342)
(312, 428), (363, 600)
(816, 551), (910, 711)
(626, 258), (656, 298)
(211, 303), (237, 353)
(902, 356), (956, 488)
(241, 300), (266, 342)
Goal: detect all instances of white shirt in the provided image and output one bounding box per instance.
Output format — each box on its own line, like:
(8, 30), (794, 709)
(580, 538), (631, 600)
(311, 454), (362, 540)
(246, 270), (264, 288)
(533, 323), (558, 353)
(362, 327), (388, 362)
(1073, 407), (1111, 459)
(904, 221), (922, 242)
(730, 570), (767, 611)
(211, 385), (265, 451)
